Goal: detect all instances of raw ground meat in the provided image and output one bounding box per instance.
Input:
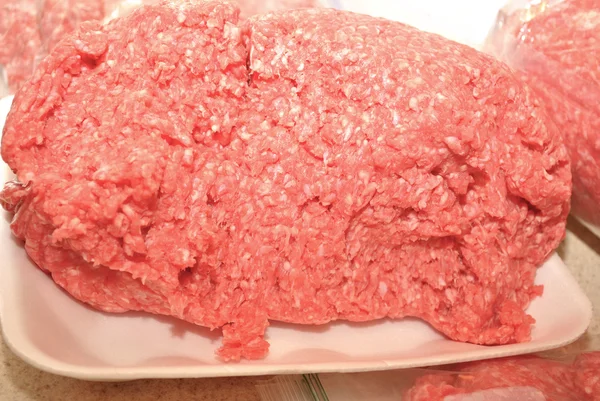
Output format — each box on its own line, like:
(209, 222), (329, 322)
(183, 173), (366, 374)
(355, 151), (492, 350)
(404, 352), (600, 401)
(485, 0), (600, 226)
(0, 0), (321, 94)
(0, 0), (571, 360)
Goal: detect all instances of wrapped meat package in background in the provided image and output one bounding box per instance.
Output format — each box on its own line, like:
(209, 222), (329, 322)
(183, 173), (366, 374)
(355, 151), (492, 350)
(403, 352), (600, 401)
(485, 0), (600, 233)
(0, 0), (324, 97)
(0, 0), (40, 96)
(257, 346), (600, 400)
(0, 0), (107, 96)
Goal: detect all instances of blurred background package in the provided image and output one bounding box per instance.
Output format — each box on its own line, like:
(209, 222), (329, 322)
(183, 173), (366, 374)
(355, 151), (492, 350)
(257, 348), (600, 401)
(485, 0), (600, 235)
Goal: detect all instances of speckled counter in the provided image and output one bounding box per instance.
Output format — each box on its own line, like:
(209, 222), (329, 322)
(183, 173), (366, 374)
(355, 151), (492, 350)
(1, 217), (598, 401)
(0, 343), (263, 401)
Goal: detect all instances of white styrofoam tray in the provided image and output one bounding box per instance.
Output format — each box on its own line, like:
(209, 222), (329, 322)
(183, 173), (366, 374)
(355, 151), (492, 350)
(0, 96), (592, 380)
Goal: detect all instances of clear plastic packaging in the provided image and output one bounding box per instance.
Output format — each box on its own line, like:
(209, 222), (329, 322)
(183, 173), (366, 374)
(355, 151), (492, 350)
(484, 0), (600, 231)
(257, 346), (600, 401)
(331, 0), (508, 49)
(0, 0), (335, 97)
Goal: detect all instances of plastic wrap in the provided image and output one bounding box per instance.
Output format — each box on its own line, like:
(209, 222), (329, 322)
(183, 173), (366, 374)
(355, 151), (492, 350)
(0, 0), (329, 97)
(484, 0), (600, 232)
(330, 0), (508, 49)
(257, 348), (600, 401)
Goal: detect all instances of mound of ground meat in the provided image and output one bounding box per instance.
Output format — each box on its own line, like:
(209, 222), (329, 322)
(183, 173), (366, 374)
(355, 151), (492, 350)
(404, 352), (600, 401)
(486, 0), (600, 226)
(0, 0), (320, 94)
(0, 0), (571, 361)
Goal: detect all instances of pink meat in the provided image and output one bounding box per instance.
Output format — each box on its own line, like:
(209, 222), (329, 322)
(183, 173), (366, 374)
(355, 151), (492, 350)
(405, 353), (600, 401)
(0, 0), (322, 93)
(38, 0), (105, 55)
(0, 0), (40, 94)
(486, 0), (600, 226)
(0, 0), (103, 93)
(0, 0), (571, 361)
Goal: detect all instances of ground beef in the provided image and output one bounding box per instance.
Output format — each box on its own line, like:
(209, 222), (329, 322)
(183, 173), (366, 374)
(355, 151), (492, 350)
(0, 0), (571, 361)
(485, 0), (600, 226)
(404, 352), (600, 401)
(0, 0), (321, 94)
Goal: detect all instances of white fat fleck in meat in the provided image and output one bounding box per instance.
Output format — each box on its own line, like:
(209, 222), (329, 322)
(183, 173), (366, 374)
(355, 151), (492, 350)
(409, 97), (419, 111)
(573, 10), (600, 29)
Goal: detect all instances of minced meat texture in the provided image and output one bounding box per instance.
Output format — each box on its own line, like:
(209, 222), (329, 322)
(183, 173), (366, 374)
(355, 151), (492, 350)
(0, 0), (321, 94)
(486, 0), (600, 226)
(514, 71), (600, 228)
(0, 0), (103, 94)
(404, 352), (600, 401)
(38, 0), (105, 56)
(0, 0), (571, 360)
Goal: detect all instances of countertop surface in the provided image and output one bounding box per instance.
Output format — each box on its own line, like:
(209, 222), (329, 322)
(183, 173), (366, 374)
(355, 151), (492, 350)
(1, 216), (598, 401)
